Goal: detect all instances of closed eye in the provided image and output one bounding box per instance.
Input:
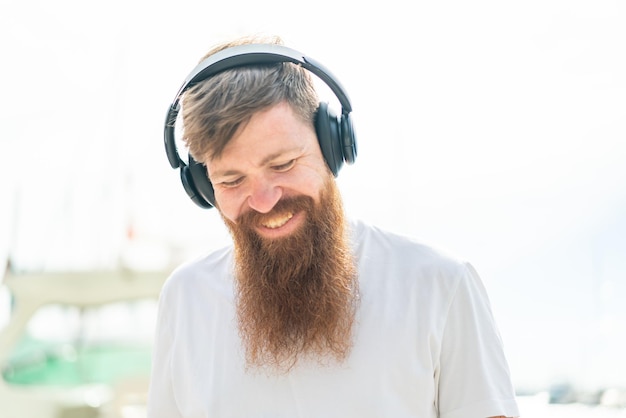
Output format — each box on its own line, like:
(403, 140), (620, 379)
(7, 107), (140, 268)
(272, 159), (296, 172)
(218, 177), (244, 188)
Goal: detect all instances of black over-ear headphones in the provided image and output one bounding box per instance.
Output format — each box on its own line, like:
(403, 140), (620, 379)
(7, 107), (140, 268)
(164, 43), (357, 209)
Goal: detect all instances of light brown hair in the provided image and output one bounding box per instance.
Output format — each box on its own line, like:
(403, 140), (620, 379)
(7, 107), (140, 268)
(181, 35), (320, 163)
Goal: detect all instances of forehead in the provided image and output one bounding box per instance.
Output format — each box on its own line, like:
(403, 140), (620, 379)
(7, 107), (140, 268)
(207, 102), (317, 174)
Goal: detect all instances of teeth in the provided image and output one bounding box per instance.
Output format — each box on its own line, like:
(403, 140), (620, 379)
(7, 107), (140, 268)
(262, 212), (293, 229)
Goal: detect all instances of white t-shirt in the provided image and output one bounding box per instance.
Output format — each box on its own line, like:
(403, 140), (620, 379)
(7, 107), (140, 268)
(147, 220), (519, 418)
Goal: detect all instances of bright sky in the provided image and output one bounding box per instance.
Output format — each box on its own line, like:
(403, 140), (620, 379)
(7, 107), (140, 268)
(1, 0), (625, 391)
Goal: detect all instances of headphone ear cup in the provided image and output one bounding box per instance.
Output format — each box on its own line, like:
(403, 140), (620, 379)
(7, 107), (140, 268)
(180, 165), (213, 209)
(315, 102), (343, 176)
(181, 155), (216, 209)
(340, 113), (357, 164)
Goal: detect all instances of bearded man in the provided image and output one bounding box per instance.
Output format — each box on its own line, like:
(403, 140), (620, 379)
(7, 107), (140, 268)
(147, 35), (520, 418)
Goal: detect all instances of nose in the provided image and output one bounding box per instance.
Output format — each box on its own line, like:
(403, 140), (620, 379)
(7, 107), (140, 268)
(246, 177), (282, 214)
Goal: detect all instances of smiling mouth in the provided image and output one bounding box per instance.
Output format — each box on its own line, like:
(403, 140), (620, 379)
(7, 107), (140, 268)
(261, 212), (294, 229)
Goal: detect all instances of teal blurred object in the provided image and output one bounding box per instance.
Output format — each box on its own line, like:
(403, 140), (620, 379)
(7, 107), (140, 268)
(0, 270), (168, 418)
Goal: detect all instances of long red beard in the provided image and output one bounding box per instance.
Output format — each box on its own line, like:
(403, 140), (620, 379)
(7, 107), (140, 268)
(222, 179), (359, 372)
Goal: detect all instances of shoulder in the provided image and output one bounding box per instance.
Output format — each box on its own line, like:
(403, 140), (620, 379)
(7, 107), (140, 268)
(350, 219), (469, 280)
(160, 245), (234, 301)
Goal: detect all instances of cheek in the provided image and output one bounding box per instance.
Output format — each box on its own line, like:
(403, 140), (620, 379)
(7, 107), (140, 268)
(213, 192), (241, 224)
(303, 180), (325, 203)
(298, 167), (330, 202)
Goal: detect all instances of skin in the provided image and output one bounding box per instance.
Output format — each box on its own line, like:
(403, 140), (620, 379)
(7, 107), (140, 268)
(207, 101), (329, 240)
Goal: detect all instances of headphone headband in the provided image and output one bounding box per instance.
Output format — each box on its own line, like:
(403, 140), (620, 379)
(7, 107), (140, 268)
(172, 44), (352, 112)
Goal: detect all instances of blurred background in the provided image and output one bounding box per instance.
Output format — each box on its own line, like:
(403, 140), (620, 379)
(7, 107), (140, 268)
(1, 0), (625, 416)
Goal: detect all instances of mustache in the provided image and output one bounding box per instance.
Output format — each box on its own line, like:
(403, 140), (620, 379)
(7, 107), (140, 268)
(236, 195), (316, 230)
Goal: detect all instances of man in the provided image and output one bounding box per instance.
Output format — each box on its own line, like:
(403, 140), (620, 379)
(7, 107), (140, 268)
(148, 35), (519, 418)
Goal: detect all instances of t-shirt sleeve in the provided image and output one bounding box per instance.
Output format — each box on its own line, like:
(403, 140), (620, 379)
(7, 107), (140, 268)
(436, 263), (519, 418)
(146, 280), (182, 418)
